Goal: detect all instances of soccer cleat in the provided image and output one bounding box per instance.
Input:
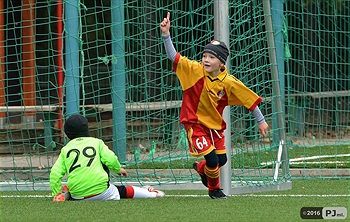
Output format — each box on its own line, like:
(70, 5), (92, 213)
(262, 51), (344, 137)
(193, 162), (208, 187)
(53, 185), (71, 202)
(208, 188), (228, 199)
(142, 186), (165, 198)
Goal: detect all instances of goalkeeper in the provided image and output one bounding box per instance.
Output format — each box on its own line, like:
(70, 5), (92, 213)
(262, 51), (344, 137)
(50, 114), (165, 201)
(160, 12), (269, 199)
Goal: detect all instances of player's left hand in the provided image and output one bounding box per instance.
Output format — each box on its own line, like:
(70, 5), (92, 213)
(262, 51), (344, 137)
(258, 122), (269, 137)
(119, 168), (128, 177)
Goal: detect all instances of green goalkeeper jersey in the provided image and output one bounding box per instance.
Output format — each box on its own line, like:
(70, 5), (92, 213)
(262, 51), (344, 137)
(50, 137), (122, 198)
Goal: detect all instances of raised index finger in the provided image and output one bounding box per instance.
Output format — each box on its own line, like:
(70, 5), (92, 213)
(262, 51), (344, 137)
(167, 12), (170, 21)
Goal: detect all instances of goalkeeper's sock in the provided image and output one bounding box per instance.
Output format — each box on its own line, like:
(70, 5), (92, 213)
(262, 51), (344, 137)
(204, 165), (220, 191)
(125, 186), (165, 198)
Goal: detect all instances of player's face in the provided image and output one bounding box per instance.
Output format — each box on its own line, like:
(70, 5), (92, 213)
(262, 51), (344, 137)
(202, 52), (223, 77)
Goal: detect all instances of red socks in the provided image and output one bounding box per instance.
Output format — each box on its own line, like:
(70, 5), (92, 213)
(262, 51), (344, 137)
(197, 159), (220, 190)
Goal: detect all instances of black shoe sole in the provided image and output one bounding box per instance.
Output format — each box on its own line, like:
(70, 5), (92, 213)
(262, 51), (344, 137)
(208, 189), (228, 199)
(209, 196), (228, 199)
(209, 193), (228, 199)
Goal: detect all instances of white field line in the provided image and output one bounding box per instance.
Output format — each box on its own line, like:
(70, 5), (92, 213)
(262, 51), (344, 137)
(290, 154), (350, 162)
(262, 153), (350, 166)
(167, 194), (350, 197)
(1, 194), (349, 198)
(290, 161), (349, 165)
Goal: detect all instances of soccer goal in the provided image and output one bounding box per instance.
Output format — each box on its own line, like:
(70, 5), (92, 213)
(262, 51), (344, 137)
(1, 0), (349, 193)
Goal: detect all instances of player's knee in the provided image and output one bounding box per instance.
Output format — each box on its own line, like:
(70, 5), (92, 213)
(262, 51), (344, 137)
(218, 154), (227, 167)
(204, 151), (219, 168)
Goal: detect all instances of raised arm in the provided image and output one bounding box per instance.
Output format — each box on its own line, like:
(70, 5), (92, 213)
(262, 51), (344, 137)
(160, 12), (171, 36)
(160, 12), (177, 62)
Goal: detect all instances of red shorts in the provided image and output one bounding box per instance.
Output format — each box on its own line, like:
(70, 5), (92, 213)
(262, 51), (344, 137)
(184, 124), (226, 157)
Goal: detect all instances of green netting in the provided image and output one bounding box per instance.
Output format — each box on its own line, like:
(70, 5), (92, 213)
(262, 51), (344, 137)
(0, 0), (349, 192)
(283, 0), (350, 176)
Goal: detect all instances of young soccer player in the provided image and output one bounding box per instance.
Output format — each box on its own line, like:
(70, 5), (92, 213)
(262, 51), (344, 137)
(50, 114), (165, 201)
(160, 12), (269, 199)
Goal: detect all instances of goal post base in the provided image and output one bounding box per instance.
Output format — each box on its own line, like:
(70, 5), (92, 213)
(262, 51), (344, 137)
(0, 180), (292, 194)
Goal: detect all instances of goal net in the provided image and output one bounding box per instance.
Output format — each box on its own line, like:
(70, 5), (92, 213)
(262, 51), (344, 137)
(0, 0), (349, 193)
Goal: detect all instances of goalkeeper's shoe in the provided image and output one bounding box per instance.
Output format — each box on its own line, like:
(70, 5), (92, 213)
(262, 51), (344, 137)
(208, 188), (228, 199)
(193, 162), (208, 187)
(142, 186), (165, 198)
(53, 185), (71, 202)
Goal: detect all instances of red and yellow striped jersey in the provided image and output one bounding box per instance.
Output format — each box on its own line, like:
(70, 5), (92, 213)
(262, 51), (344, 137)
(173, 53), (262, 130)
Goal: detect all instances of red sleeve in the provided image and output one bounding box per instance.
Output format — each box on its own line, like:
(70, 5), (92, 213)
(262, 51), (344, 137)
(172, 53), (181, 72)
(248, 97), (263, 111)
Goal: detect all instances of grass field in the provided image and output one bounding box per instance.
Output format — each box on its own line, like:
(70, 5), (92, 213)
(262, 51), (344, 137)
(0, 180), (349, 222)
